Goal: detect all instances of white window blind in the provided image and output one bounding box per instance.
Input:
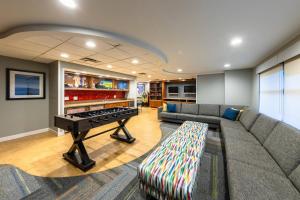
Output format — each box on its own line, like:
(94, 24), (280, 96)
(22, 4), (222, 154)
(259, 65), (284, 120)
(283, 58), (300, 129)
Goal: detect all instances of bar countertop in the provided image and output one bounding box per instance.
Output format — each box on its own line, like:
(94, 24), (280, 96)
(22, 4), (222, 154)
(64, 99), (134, 108)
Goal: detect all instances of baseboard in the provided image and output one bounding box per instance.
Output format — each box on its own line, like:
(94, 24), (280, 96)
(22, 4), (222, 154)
(0, 128), (50, 142)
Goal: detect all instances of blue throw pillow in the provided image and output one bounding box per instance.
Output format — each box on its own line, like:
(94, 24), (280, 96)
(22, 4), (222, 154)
(223, 108), (240, 121)
(167, 103), (177, 113)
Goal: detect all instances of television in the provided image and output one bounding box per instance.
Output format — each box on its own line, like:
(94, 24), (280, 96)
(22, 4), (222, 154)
(117, 81), (128, 90)
(168, 87), (178, 94)
(184, 85), (196, 93)
(96, 79), (113, 89)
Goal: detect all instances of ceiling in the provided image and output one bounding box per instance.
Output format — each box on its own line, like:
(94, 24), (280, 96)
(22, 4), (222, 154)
(0, 30), (170, 81)
(0, 0), (300, 80)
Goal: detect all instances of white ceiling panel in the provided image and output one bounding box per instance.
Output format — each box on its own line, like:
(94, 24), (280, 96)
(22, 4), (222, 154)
(68, 36), (114, 53)
(56, 43), (95, 58)
(41, 49), (81, 61)
(103, 48), (131, 60)
(88, 53), (117, 64)
(24, 35), (63, 48)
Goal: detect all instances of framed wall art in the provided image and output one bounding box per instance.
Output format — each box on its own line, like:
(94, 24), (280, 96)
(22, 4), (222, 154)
(6, 69), (46, 100)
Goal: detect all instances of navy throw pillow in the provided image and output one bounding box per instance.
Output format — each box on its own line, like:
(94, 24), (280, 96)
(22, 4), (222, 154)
(167, 103), (177, 113)
(223, 108), (240, 121)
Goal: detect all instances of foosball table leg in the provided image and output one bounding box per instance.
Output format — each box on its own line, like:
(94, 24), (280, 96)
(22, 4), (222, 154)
(63, 130), (96, 171)
(110, 119), (136, 143)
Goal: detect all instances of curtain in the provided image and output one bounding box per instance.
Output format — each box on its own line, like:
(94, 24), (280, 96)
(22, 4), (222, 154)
(259, 65), (284, 120)
(283, 58), (300, 129)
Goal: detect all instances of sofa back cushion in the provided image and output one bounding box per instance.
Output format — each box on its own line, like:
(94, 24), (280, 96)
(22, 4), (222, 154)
(167, 103), (177, 113)
(250, 114), (279, 144)
(199, 104), (219, 116)
(264, 122), (300, 175)
(181, 103), (199, 115)
(289, 164), (300, 191)
(239, 110), (259, 131)
(173, 102), (182, 113)
(220, 105), (244, 117)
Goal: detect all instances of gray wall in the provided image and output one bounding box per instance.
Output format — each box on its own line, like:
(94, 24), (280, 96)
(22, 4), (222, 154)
(196, 74), (225, 104)
(251, 70), (260, 111)
(0, 56), (49, 137)
(225, 69), (253, 106)
(49, 61), (59, 131)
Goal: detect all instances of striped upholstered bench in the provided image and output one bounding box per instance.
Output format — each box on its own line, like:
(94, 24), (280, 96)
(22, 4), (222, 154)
(138, 121), (208, 200)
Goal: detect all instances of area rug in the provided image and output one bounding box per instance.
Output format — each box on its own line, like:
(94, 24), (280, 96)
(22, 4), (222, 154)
(0, 122), (228, 200)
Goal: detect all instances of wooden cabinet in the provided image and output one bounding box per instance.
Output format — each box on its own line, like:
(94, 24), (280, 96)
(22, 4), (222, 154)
(149, 81), (163, 108)
(149, 100), (163, 108)
(104, 101), (130, 108)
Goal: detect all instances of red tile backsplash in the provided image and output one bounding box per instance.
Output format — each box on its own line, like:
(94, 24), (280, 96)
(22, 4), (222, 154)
(65, 90), (126, 101)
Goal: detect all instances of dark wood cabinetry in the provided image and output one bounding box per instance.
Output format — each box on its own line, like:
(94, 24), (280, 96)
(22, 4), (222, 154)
(149, 82), (163, 107)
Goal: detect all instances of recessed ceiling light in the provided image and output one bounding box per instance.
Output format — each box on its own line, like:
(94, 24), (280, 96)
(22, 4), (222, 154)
(148, 75), (152, 78)
(59, 0), (77, 9)
(224, 64), (231, 68)
(177, 69), (183, 72)
(179, 77), (182, 80)
(106, 64), (112, 69)
(86, 41), (96, 48)
(60, 53), (69, 58)
(230, 37), (243, 47)
(131, 59), (139, 64)
(132, 71), (137, 74)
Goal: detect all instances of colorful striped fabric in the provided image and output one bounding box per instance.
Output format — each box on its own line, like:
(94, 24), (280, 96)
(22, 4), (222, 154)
(138, 121), (208, 200)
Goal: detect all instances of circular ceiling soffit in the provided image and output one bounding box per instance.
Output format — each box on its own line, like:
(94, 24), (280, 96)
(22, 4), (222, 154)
(0, 24), (168, 64)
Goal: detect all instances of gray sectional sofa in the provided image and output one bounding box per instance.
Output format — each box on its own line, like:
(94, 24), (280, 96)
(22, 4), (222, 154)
(158, 103), (300, 200)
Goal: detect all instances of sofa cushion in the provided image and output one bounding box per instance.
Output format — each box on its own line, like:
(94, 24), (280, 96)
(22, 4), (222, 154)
(264, 122), (300, 175)
(227, 159), (300, 200)
(160, 112), (178, 119)
(199, 104), (220, 116)
(180, 103), (199, 115)
(194, 115), (220, 124)
(250, 114), (278, 144)
(177, 114), (220, 124)
(289, 164), (300, 191)
(222, 127), (261, 145)
(225, 140), (284, 176)
(175, 113), (199, 122)
(220, 105), (244, 116)
(221, 118), (245, 131)
(239, 110), (260, 131)
(222, 108), (240, 121)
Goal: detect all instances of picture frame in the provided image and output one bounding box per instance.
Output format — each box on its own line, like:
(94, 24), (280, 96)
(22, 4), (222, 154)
(6, 68), (46, 100)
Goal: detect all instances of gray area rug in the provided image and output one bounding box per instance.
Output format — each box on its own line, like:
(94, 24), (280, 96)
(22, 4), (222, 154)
(0, 122), (228, 200)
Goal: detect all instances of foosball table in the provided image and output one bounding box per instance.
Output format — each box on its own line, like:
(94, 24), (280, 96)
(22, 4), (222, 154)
(55, 107), (138, 171)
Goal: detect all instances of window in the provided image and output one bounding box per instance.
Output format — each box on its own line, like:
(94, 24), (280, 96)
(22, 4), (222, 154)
(259, 57), (300, 129)
(259, 65), (284, 120)
(283, 58), (300, 129)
